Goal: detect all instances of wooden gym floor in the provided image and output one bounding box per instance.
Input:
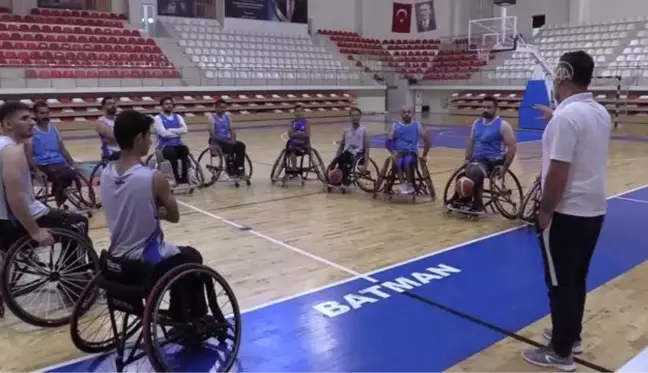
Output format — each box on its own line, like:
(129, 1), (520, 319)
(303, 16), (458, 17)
(3, 114), (648, 372)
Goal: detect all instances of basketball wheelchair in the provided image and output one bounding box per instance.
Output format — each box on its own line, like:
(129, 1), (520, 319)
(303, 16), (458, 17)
(0, 227), (99, 327)
(442, 162), (524, 220)
(197, 142), (253, 188)
(324, 152), (380, 194)
(33, 165), (100, 218)
(519, 176), (541, 225)
(69, 250), (241, 372)
(270, 141), (327, 187)
(144, 148), (206, 194)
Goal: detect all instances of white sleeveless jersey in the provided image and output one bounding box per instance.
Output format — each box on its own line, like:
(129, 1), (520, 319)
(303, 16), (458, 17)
(343, 126), (366, 154)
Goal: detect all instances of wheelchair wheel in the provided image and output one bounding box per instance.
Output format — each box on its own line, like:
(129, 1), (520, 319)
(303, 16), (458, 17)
(142, 263), (242, 373)
(372, 158), (393, 198)
(491, 170), (524, 220)
(270, 149), (287, 184)
(1, 228), (99, 327)
(308, 148), (327, 183)
(519, 179), (541, 224)
(197, 146), (224, 187)
(65, 171), (98, 213)
(350, 156), (378, 193)
(70, 273), (142, 353)
(417, 161), (437, 200)
(442, 165), (466, 206)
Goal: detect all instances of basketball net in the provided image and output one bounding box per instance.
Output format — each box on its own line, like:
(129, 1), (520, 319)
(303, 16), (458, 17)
(477, 45), (491, 63)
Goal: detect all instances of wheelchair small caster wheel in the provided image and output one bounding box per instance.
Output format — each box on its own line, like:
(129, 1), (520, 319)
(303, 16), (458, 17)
(327, 186), (332, 193)
(87, 211), (93, 219)
(235, 181), (240, 188)
(246, 179), (251, 186)
(341, 188), (346, 194)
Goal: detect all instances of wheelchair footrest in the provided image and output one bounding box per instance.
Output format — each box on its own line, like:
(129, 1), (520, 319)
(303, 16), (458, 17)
(445, 204), (488, 217)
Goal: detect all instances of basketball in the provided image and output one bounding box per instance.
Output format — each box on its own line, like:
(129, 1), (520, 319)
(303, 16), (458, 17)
(328, 168), (343, 186)
(456, 176), (474, 198)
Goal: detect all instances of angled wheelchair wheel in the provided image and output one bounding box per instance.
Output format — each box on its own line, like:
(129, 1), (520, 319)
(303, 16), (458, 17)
(65, 171), (98, 213)
(308, 148), (327, 183)
(352, 156), (380, 193)
(270, 149), (287, 184)
(491, 169), (524, 220)
(187, 153), (206, 188)
(442, 165), (467, 205)
(197, 146), (224, 188)
(142, 263), (242, 373)
(519, 179), (541, 224)
(1, 228), (99, 327)
(70, 273), (142, 354)
(418, 161), (437, 201)
(88, 159), (107, 208)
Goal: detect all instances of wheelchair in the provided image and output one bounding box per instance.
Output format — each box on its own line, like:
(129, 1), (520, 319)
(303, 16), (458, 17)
(197, 142), (253, 188)
(372, 153), (436, 202)
(0, 228), (99, 327)
(69, 250), (241, 372)
(33, 166), (100, 218)
(442, 162), (524, 220)
(324, 152), (380, 194)
(270, 141), (327, 187)
(144, 148), (206, 194)
(519, 176), (541, 226)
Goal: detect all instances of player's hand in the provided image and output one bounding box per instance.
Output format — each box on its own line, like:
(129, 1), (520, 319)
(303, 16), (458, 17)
(493, 166), (505, 179)
(391, 153), (399, 162)
(34, 170), (47, 185)
(419, 156), (427, 163)
(533, 104), (553, 120)
(31, 228), (54, 246)
(156, 206), (168, 220)
(538, 210), (551, 232)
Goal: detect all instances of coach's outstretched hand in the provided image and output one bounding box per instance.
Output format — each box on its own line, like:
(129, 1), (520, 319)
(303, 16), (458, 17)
(533, 104), (553, 120)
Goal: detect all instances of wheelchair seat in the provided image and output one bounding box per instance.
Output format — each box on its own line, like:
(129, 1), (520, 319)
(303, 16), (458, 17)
(197, 142), (253, 188)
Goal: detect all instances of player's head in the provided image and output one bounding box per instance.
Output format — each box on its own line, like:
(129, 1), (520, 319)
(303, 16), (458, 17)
(160, 97), (174, 114)
(401, 105), (413, 122)
(31, 101), (50, 125)
(101, 96), (117, 116)
(294, 104), (304, 119)
(553, 50), (594, 103)
(349, 107), (362, 126)
(215, 98), (227, 115)
(419, 3), (431, 20)
(0, 102), (33, 141)
(114, 110), (153, 157)
(482, 96), (498, 119)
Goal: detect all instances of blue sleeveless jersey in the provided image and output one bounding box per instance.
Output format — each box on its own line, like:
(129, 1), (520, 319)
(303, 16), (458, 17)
(98, 116), (119, 158)
(156, 113), (183, 149)
(32, 123), (66, 166)
(392, 121), (420, 153)
(212, 112), (232, 140)
(290, 118), (309, 146)
(472, 116), (505, 161)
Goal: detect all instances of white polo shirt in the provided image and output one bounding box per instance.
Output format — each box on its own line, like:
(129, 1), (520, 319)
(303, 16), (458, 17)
(541, 92), (611, 217)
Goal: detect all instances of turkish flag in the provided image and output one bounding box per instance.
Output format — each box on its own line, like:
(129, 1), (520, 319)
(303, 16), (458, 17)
(392, 2), (412, 33)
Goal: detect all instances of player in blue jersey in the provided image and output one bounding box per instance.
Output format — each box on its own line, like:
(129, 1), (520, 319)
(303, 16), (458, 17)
(286, 104), (310, 174)
(208, 98), (247, 178)
(448, 96), (517, 212)
(387, 105), (430, 194)
(24, 102), (79, 207)
(95, 96), (120, 161)
(153, 97), (190, 184)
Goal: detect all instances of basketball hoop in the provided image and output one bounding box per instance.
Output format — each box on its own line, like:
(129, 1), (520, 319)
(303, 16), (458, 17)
(477, 46), (491, 63)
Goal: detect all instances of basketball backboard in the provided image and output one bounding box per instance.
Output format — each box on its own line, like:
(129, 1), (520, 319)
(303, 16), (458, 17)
(468, 15), (518, 54)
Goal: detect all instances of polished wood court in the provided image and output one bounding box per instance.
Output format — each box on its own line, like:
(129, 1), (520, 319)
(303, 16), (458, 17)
(2, 114), (648, 372)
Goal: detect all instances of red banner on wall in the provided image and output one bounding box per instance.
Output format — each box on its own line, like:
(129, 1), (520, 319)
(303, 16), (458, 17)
(392, 2), (412, 33)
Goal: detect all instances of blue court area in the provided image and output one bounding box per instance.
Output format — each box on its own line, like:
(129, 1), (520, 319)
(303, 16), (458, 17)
(369, 126), (543, 150)
(45, 185), (648, 372)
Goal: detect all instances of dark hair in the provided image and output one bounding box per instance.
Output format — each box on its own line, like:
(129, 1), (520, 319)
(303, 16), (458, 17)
(558, 50), (594, 88)
(215, 98), (227, 106)
(101, 96), (116, 107)
(349, 107), (362, 115)
(0, 101), (30, 123)
(482, 96), (498, 106)
(114, 110), (153, 150)
(31, 101), (49, 112)
(294, 104), (304, 110)
(160, 96), (174, 106)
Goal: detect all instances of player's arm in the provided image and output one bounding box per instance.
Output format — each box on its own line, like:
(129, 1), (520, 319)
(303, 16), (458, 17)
(168, 115), (188, 135)
(207, 114), (217, 141)
(418, 123), (430, 158)
(57, 131), (75, 166)
(539, 115), (575, 219)
(2, 145), (41, 235)
(363, 129), (370, 159)
(387, 123), (398, 157)
(152, 171), (180, 223)
(153, 115), (177, 138)
(23, 139), (39, 173)
(336, 131), (345, 157)
(95, 120), (115, 141)
(464, 121), (477, 162)
(500, 120), (517, 171)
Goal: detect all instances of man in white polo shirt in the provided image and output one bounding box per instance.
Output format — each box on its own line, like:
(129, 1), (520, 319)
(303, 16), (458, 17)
(522, 50), (611, 372)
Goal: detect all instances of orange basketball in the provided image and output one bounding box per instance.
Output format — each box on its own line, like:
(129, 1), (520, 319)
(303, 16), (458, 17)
(328, 168), (343, 186)
(456, 176), (474, 198)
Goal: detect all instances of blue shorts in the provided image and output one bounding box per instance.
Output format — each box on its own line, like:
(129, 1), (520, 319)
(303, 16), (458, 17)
(395, 151), (417, 170)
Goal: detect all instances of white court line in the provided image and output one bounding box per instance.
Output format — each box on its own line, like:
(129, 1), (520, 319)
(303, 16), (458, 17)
(616, 196), (648, 204)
